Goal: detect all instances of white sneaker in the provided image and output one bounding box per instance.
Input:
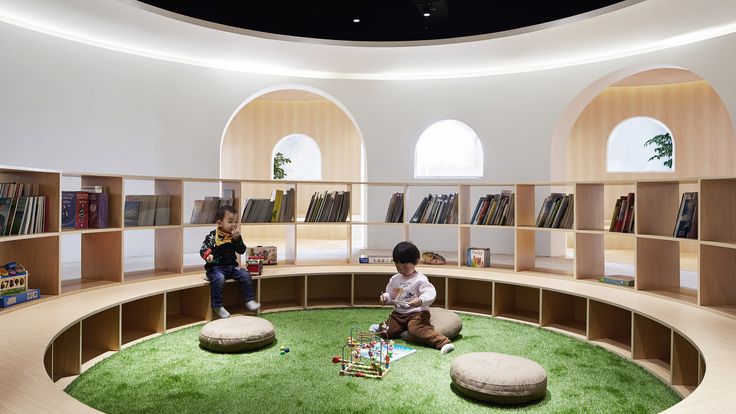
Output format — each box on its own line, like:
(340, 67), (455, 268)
(440, 343), (455, 354)
(214, 306), (230, 319)
(369, 324), (380, 333)
(245, 300), (261, 311)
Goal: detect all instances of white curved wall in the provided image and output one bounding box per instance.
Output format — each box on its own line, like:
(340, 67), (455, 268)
(1, 21), (735, 257)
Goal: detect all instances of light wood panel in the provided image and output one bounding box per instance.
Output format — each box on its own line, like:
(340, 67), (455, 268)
(155, 179), (182, 226)
(353, 273), (392, 305)
(82, 306), (120, 364)
(121, 294), (164, 344)
(575, 233), (604, 279)
(52, 322), (80, 381)
(448, 278), (492, 314)
(493, 283), (539, 323)
(0, 236), (60, 295)
(154, 227), (183, 274)
(636, 238), (680, 291)
(541, 290), (587, 335)
(260, 276), (305, 311)
(567, 80), (736, 181)
(588, 299), (631, 354)
(699, 244), (736, 307)
(672, 331), (699, 389)
(575, 184), (603, 230)
(637, 182), (680, 237)
(166, 286), (210, 329)
(611, 69), (702, 87)
(82, 231), (123, 282)
(306, 274), (351, 306)
(633, 313), (672, 379)
(221, 98), (362, 183)
(700, 179), (736, 243)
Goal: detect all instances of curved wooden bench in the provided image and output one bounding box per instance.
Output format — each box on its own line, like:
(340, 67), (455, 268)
(0, 265), (732, 413)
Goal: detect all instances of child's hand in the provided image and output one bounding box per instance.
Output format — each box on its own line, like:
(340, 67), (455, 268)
(231, 227), (241, 240)
(206, 254), (214, 263)
(408, 298), (422, 308)
(379, 294), (386, 305)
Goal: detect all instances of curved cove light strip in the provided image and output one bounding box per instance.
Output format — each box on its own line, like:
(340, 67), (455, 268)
(0, 0), (735, 80)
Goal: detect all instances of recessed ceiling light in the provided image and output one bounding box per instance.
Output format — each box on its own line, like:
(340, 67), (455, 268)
(423, 12), (431, 17)
(353, 18), (360, 23)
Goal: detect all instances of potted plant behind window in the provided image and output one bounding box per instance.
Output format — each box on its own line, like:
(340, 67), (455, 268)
(273, 152), (292, 179)
(644, 132), (673, 168)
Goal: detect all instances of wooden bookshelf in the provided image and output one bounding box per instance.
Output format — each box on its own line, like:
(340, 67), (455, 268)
(121, 294), (164, 345)
(306, 273), (351, 307)
(671, 331), (699, 397)
(259, 275), (305, 311)
(493, 283), (540, 324)
(448, 278), (492, 314)
(52, 322), (80, 382)
(588, 299), (631, 358)
(166, 286), (210, 329)
(352, 273), (392, 306)
(541, 290), (587, 337)
(633, 313), (672, 383)
(82, 306), (120, 364)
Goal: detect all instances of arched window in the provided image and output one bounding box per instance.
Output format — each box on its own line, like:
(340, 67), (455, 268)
(607, 117), (675, 172)
(272, 134), (322, 180)
(415, 120), (483, 178)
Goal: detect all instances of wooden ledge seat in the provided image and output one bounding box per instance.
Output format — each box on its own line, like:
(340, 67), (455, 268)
(450, 352), (547, 405)
(400, 307), (463, 342)
(199, 316), (275, 353)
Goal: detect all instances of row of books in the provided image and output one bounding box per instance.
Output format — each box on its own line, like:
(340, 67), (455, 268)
(124, 195), (171, 227)
(409, 193), (458, 224)
(384, 192), (404, 223)
(609, 193), (635, 233)
(0, 182), (45, 236)
(62, 188), (108, 229)
(673, 192), (697, 239)
(190, 197), (233, 224)
(535, 193), (574, 229)
(0, 196), (46, 236)
(304, 191), (350, 222)
(242, 189), (295, 223)
(469, 192), (515, 226)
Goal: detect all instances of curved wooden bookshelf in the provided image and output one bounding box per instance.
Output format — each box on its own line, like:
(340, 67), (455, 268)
(0, 265), (730, 412)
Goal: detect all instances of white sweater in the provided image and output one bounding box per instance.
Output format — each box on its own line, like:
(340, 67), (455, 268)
(380, 271), (436, 314)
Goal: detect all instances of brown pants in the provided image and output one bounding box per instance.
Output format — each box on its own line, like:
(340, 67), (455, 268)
(384, 310), (450, 350)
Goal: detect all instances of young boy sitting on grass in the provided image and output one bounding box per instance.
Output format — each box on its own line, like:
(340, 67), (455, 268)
(370, 241), (454, 354)
(200, 205), (260, 318)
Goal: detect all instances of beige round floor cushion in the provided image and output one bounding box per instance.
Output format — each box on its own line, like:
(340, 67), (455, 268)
(199, 316), (275, 353)
(450, 352), (547, 405)
(400, 307), (462, 342)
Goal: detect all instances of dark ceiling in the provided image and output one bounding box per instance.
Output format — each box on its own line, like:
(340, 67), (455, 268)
(140, 0), (626, 42)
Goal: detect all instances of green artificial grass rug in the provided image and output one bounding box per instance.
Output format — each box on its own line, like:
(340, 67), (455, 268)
(66, 308), (680, 413)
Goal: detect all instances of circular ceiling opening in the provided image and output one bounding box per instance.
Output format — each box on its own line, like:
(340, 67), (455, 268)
(139, 0), (628, 42)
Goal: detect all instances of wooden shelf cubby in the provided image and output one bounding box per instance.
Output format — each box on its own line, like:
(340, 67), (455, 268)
(671, 331), (700, 396)
(52, 322), (80, 382)
(429, 276), (447, 308)
(121, 294), (164, 345)
(636, 180), (698, 238)
(633, 313), (672, 382)
(352, 273), (392, 306)
(699, 244), (736, 316)
(699, 178), (736, 244)
(82, 306), (120, 364)
(541, 290), (587, 337)
(259, 276), (305, 311)
(636, 237), (698, 304)
(61, 230), (123, 294)
(0, 235), (60, 295)
(447, 278), (491, 314)
(220, 278), (260, 315)
(493, 283), (539, 323)
(588, 299), (632, 358)
(166, 286), (210, 329)
(306, 273), (351, 307)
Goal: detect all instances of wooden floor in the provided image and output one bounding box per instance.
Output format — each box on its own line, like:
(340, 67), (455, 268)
(3, 265), (734, 413)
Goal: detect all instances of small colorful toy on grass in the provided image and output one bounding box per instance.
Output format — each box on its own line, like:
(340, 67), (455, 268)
(331, 327), (415, 379)
(279, 345), (290, 355)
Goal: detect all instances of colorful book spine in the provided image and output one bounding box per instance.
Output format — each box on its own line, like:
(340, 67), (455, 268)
(61, 191), (77, 228)
(75, 191), (89, 229)
(88, 192), (109, 228)
(599, 276), (635, 287)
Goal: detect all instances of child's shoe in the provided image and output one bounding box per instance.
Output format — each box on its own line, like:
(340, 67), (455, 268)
(214, 306), (230, 319)
(245, 300), (261, 311)
(440, 343), (455, 354)
(369, 324), (380, 333)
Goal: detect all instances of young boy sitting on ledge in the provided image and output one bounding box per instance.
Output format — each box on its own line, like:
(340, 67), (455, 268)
(371, 241), (454, 354)
(200, 205), (260, 318)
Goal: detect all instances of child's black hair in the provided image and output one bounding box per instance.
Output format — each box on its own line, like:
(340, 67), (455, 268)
(392, 241), (420, 265)
(216, 205), (239, 221)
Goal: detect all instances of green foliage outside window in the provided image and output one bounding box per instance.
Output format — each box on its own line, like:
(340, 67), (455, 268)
(273, 152), (292, 179)
(644, 132), (673, 169)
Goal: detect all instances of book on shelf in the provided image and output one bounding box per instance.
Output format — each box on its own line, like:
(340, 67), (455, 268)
(608, 193), (634, 233)
(88, 192), (109, 228)
(599, 275), (635, 287)
(0, 183), (45, 236)
(241, 189), (294, 223)
(409, 193), (458, 224)
(466, 247), (491, 268)
(673, 192), (698, 239)
(384, 192), (404, 223)
(535, 193), (574, 229)
(62, 187), (108, 229)
(124, 200), (141, 227)
(124, 195), (171, 227)
(0, 198), (12, 236)
(304, 191), (350, 222)
(190, 196), (232, 224)
(469, 191), (515, 226)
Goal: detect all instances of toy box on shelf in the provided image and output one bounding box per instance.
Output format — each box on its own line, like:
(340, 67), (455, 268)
(246, 257), (263, 276)
(358, 255), (393, 264)
(0, 262), (40, 308)
(247, 246), (277, 265)
(466, 247), (491, 268)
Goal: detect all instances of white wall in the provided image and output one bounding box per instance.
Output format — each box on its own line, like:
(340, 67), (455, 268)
(1, 22), (735, 263)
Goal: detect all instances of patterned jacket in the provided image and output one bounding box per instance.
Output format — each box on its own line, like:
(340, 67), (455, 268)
(199, 229), (246, 270)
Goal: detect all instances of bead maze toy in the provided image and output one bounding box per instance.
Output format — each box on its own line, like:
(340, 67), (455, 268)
(331, 325), (395, 379)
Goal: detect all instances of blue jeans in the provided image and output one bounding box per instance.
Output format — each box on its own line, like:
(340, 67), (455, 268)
(206, 265), (255, 308)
